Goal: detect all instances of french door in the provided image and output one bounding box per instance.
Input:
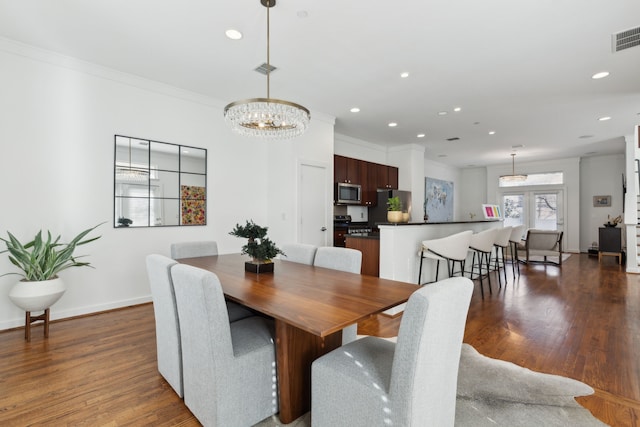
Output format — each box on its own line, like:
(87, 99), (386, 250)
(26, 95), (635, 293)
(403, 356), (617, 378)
(502, 190), (564, 232)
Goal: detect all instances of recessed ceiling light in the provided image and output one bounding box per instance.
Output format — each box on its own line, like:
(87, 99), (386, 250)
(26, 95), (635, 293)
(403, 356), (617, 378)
(578, 135), (594, 139)
(225, 29), (243, 40)
(598, 116), (611, 121)
(438, 111), (447, 116)
(400, 72), (409, 78)
(417, 133), (425, 138)
(388, 122), (398, 127)
(350, 107), (360, 113)
(511, 144), (524, 149)
(591, 71), (610, 79)
(584, 151), (597, 155)
(453, 107), (462, 112)
(438, 154), (448, 158)
(488, 131), (496, 135)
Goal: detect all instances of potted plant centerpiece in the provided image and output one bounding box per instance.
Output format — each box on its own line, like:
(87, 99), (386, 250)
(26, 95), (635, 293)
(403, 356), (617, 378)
(387, 196), (404, 223)
(0, 223), (102, 313)
(229, 220), (284, 273)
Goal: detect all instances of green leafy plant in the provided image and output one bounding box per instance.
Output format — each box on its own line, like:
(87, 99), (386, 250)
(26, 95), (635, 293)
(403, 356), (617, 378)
(229, 220), (284, 262)
(0, 223), (103, 281)
(387, 196), (402, 211)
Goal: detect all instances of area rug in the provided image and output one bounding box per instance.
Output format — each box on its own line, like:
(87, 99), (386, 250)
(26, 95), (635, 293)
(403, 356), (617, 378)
(253, 342), (606, 427)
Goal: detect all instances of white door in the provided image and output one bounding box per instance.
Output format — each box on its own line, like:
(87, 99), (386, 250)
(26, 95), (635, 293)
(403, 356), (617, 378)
(299, 162), (329, 246)
(502, 190), (564, 232)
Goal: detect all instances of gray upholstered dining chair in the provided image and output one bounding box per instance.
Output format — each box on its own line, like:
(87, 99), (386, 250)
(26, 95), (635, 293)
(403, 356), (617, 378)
(313, 246), (362, 344)
(170, 240), (219, 260)
(145, 254), (183, 397)
(169, 240), (254, 323)
(311, 277), (474, 427)
(280, 242), (318, 265)
(313, 246), (362, 274)
(171, 264), (279, 427)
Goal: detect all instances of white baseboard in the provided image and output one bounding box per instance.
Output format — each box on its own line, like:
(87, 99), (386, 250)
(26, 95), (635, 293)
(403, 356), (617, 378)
(0, 295), (152, 332)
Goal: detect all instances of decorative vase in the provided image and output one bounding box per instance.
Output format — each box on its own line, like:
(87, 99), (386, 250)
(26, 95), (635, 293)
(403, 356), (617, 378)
(8, 277), (66, 312)
(387, 211), (403, 223)
(245, 260), (275, 274)
(402, 212), (410, 223)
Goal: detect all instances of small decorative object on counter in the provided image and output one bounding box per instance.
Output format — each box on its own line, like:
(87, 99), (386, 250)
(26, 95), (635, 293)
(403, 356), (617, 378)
(229, 220), (284, 273)
(604, 214), (622, 228)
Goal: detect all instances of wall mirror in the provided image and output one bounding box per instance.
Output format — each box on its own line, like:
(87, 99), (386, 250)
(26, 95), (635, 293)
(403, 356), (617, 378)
(114, 135), (207, 228)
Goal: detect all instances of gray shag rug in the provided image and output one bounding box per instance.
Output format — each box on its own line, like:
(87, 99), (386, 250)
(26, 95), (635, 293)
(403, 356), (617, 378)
(254, 342), (606, 427)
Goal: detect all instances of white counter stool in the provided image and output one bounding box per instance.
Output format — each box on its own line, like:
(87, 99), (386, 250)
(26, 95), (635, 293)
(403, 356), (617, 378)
(468, 228), (499, 298)
(418, 230), (473, 285)
(508, 225), (526, 277)
(492, 226), (512, 288)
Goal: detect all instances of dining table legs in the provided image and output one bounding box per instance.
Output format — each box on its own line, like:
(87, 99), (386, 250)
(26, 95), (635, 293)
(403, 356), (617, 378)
(274, 320), (342, 423)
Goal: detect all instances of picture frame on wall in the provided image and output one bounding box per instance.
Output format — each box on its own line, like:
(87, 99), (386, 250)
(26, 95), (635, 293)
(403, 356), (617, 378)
(593, 195), (611, 207)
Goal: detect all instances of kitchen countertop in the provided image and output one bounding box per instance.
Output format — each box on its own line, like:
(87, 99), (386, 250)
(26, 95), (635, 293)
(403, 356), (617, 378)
(377, 219), (502, 226)
(345, 233), (379, 240)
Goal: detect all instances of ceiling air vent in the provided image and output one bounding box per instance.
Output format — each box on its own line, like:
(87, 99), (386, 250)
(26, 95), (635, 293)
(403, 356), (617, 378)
(612, 26), (640, 52)
(255, 63), (277, 75)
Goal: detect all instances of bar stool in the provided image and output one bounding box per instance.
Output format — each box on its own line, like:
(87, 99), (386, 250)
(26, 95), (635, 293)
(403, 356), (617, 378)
(467, 228), (499, 298)
(508, 225), (526, 277)
(492, 226), (513, 288)
(418, 230), (473, 285)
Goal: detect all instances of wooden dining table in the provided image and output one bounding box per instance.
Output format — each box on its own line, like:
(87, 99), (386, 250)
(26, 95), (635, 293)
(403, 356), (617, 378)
(178, 253), (417, 423)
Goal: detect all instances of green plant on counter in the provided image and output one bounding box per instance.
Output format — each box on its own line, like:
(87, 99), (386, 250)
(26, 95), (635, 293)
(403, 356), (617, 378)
(229, 220), (284, 262)
(0, 223), (103, 281)
(387, 196), (402, 211)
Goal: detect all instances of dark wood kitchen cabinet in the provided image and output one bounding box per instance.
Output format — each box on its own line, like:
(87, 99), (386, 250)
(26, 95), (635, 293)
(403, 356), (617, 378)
(334, 155), (360, 184)
(359, 161), (377, 206)
(334, 229), (346, 247)
(345, 235), (380, 277)
(376, 164), (398, 190)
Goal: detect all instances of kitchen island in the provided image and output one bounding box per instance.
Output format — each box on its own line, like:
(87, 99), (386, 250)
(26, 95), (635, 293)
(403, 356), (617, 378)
(378, 220), (503, 284)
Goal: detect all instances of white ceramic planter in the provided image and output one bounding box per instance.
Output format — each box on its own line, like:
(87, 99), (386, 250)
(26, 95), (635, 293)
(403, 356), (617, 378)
(8, 277), (66, 312)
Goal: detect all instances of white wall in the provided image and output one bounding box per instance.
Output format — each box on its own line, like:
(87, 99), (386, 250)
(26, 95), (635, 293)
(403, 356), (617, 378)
(579, 154), (625, 251)
(459, 168), (488, 221)
(0, 40), (334, 330)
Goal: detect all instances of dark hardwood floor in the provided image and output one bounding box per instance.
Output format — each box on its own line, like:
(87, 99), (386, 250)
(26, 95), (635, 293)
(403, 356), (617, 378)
(0, 253), (638, 426)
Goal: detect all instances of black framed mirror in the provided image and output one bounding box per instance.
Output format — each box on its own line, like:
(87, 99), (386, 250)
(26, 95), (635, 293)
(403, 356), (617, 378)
(114, 135), (207, 228)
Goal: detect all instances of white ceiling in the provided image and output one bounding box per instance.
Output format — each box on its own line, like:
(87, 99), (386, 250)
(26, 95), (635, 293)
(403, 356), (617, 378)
(1, 0), (639, 167)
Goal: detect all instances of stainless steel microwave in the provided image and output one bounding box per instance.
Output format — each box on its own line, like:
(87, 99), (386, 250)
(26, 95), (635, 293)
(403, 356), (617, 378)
(335, 182), (361, 204)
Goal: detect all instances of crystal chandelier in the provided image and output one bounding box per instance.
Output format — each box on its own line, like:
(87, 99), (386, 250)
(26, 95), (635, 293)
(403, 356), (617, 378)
(499, 153), (527, 184)
(116, 138), (148, 182)
(224, 0), (310, 139)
